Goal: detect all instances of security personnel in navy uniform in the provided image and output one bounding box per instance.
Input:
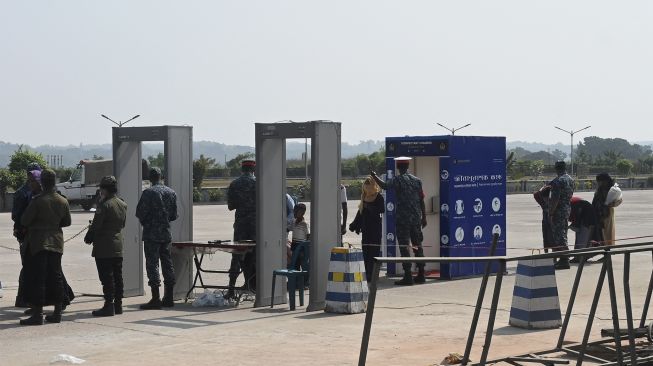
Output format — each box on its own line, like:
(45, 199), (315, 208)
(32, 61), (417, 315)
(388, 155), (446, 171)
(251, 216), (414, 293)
(549, 161), (574, 270)
(84, 176), (127, 316)
(226, 159), (257, 297)
(12, 162), (42, 307)
(371, 157), (428, 286)
(136, 167), (178, 309)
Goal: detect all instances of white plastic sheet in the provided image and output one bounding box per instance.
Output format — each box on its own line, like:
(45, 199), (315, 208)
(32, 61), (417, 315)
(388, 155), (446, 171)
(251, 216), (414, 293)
(191, 290), (236, 307)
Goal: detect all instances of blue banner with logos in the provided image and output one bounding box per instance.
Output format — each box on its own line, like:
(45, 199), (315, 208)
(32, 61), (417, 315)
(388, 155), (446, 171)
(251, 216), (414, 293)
(384, 135), (506, 278)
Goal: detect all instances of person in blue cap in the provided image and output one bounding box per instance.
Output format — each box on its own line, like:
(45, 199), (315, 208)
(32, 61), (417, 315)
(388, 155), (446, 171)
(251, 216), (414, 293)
(371, 157), (428, 285)
(136, 167), (178, 309)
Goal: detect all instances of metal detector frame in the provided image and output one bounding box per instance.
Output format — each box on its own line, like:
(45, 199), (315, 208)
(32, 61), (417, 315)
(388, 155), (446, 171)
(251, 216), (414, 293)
(112, 126), (193, 299)
(254, 121), (341, 310)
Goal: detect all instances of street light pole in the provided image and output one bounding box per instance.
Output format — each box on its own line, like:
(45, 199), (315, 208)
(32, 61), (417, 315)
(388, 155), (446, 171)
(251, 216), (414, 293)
(101, 114), (141, 127)
(554, 125), (591, 176)
(436, 122), (471, 135)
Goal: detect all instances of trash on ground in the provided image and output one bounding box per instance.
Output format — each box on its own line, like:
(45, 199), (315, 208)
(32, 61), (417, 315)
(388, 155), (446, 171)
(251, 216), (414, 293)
(192, 289), (237, 307)
(50, 354), (86, 364)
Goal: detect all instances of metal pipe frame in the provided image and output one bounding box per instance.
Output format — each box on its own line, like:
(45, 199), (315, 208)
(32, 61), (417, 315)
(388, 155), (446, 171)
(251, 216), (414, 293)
(358, 241), (653, 366)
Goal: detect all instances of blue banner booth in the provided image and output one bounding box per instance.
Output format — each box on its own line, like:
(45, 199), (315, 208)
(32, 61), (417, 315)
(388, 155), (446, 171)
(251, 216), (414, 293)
(383, 135), (506, 279)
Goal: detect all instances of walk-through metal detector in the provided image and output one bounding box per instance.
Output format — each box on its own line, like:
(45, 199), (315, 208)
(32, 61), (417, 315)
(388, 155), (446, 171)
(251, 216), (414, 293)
(112, 126), (193, 299)
(255, 121), (341, 311)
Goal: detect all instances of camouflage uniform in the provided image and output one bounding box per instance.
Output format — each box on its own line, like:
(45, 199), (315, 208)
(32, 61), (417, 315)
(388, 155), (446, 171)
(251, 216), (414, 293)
(550, 174), (574, 252)
(136, 183), (178, 287)
(380, 173), (425, 273)
(226, 172), (256, 290)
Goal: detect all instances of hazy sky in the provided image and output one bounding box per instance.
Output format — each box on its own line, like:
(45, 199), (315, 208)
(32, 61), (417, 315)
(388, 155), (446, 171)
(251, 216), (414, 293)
(1, 1), (651, 147)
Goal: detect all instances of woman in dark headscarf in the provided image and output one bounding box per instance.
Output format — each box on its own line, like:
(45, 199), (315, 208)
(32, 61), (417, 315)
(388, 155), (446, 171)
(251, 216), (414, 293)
(349, 177), (385, 282)
(592, 173), (622, 246)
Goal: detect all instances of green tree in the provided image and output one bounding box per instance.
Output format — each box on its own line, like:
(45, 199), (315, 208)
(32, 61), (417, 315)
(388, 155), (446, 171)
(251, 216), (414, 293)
(527, 160), (545, 177)
(506, 151), (516, 177)
(226, 152), (255, 176)
(147, 152), (164, 169)
(368, 147), (386, 173)
(8, 147), (48, 188)
(0, 168), (16, 210)
(616, 159), (634, 176)
(193, 154), (216, 188)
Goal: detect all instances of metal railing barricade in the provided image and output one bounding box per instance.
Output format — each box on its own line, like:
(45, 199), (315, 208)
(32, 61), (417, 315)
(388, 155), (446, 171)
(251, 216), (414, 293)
(358, 236), (653, 366)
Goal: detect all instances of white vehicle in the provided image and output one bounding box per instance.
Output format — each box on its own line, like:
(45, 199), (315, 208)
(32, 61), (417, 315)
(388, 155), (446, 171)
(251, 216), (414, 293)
(56, 159), (150, 210)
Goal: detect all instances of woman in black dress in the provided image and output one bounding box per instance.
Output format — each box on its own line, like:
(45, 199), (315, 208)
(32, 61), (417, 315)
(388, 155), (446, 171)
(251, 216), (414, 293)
(349, 177), (385, 282)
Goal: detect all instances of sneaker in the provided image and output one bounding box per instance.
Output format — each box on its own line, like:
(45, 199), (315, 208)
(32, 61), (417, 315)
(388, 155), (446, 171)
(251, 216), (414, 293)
(413, 275), (426, 284)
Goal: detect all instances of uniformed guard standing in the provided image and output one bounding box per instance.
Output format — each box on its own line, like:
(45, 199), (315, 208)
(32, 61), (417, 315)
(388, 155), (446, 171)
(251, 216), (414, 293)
(136, 167), (178, 309)
(19, 169), (72, 325)
(226, 159), (257, 298)
(371, 157), (428, 286)
(548, 161), (574, 270)
(84, 176), (127, 317)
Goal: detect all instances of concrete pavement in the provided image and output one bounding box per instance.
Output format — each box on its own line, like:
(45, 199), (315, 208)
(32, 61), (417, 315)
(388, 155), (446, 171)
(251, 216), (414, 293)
(1, 191), (652, 365)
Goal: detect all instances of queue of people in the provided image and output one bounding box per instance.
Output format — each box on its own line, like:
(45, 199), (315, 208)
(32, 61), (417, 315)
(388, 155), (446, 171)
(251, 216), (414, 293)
(13, 165), (178, 325)
(534, 162), (623, 269)
(12, 155), (623, 323)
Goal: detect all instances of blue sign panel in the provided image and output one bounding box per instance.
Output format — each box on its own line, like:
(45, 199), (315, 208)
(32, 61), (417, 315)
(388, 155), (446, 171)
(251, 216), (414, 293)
(384, 135), (506, 279)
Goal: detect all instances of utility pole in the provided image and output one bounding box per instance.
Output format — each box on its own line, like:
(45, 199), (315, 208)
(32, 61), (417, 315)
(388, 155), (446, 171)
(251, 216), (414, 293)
(554, 125), (591, 176)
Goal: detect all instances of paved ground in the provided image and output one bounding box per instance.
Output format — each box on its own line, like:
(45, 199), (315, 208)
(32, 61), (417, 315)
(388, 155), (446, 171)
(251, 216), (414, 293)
(0, 191), (652, 365)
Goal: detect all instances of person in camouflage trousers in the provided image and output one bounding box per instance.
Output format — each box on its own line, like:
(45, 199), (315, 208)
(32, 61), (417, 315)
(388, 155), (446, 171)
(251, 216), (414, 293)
(372, 157), (428, 286)
(136, 167), (178, 309)
(226, 159), (257, 297)
(549, 161), (574, 270)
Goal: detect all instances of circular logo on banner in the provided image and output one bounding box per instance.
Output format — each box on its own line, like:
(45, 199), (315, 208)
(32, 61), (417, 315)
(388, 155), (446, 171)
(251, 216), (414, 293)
(492, 224), (502, 238)
(441, 235), (450, 245)
(441, 203), (449, 214)
(474, 225), (483, 240)
(492, 197), (501, 212)
(455, 200), (464, 215)
(441, 170), (449, 180)
(473, 198), (483, 213)
(386, 202), (395, 212)
(386, 233), (395, 241)
(455, 227), (465, 243)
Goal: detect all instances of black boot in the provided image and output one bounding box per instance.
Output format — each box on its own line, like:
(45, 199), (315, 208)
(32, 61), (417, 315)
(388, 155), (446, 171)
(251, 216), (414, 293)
(114, 299), (123, 315)
(394, 272), (414, 286)
(140, 286), (162, 310)
(162, 285), (174, 308)
(45, 304), (63, 323)
(555, 257), (570, 270)
(20, 307), (43, 326)
(92, 301), (115, 317)
(414, 267), (426, 284)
